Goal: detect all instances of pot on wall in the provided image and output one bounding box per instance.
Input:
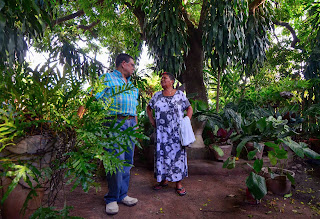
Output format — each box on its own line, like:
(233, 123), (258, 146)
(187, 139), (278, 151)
(0, 177), (44, 219)
(0, 135), (56, 219)
(190, 119), (206, 148)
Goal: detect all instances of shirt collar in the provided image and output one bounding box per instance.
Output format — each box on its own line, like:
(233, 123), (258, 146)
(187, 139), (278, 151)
(113, 69), (131, 81)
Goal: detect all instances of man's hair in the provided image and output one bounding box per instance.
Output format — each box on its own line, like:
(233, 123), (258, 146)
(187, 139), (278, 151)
(116, 53), (134, 68)
(162, 72), (175, 82)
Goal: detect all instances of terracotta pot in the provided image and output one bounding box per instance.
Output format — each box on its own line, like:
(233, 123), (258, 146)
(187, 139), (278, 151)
(1, 177), (44, 219)
(242, 142), (264, 160)
(262, 167), (295, 195)
(0, 135), (55, 218)
(266, 175), (292, 195)
(212, 144), (233, 161)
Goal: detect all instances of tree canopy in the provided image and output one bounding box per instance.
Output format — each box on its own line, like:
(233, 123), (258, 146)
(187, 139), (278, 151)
(1, 0), (320, 105)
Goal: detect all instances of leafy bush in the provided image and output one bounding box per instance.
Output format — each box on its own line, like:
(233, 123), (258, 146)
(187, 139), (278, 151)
(0, 62), (148, 210)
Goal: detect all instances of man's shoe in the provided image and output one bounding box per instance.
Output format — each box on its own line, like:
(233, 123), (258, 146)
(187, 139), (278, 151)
(106, 201), (119, 215)
(121, 196), (138, 206)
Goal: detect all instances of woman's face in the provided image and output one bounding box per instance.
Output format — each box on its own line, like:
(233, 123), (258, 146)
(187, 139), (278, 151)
(161, 74), (174, 89)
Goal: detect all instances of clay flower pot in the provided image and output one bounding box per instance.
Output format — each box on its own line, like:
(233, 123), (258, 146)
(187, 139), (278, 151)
(211, 144), (233, 162)
(0, 177), (44, 219)
(262, 167), (295, 195)
(242, 142), (265, 160)
(0, 135), (56, 219)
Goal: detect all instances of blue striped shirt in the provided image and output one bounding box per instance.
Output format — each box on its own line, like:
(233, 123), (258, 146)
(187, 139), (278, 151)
(96, 70), (139, 116)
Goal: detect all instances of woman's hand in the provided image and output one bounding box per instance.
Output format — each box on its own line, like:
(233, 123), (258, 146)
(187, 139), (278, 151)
(186, 105), (193, 120)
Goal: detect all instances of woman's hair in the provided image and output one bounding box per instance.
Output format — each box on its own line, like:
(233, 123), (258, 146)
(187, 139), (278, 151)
(162, 72), (175, 82)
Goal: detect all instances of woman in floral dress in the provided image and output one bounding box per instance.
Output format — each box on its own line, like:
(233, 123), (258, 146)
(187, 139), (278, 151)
(146, 72), (193, 196)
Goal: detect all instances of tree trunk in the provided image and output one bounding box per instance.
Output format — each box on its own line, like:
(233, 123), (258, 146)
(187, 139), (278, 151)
(183, 29), (207, 104)
(216, 66), (221, 112)
(183, 29), (207, 149)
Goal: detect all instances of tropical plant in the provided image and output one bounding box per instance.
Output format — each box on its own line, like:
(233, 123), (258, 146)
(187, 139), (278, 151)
(30, 206), (82, 219)
(303, 103), (320, 139)
(223, 117), (320, 200)
(197, 104), (241, 157)
(0, 62), (148, 216)
(0, 0), (55, 65)
(0, 0), (150, 216)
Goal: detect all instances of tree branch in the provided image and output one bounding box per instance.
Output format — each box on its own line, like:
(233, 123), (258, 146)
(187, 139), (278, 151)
(181, 5), (195, 32)
(123, 2), (145, 39)
(77, 20), (100, 37)
(52, 0), (105, 26)
(249, 0), (266, 14)
(273, 20), (300, 48)
(78, 20), (100, 31)
(52, 10), (85, 26)
(198, 0), (208, 30)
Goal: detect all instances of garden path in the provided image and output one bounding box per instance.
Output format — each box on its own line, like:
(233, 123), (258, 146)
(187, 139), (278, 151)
(55, 158), (320, 218)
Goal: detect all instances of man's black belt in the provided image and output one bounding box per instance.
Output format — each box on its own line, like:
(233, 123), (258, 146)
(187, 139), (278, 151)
(107, 115), (135, 120)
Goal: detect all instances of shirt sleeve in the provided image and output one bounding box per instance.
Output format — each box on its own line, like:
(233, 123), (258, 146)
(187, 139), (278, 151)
(95, 73), (111, 100)
(180, 91), (191, 111)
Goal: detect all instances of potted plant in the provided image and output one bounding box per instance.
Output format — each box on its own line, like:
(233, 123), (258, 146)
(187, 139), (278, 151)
(201, 106), (241, 161)
(205, 127), (235, 161)
(236, 118), (266, 160)
(262, 141), (295, 195)
(0, 65), (80, 218)
(303, 103), (320, 153)
(237, 115), (295, 160)
(224, 113), (320, 201)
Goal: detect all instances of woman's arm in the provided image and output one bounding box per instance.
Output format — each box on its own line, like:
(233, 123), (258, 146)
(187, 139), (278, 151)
(186, 105), (193, 120)
(146, 105), (156, 127)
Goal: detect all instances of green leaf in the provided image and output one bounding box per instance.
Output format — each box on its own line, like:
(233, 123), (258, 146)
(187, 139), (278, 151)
(212, 145), (224, 157)
(222, 157), (236, 169)
(253, 159), (263, 173)
(236, 136), (254, 157)
(0, 1), (4, 11)
(197, 100), (209, 111)
(256, 118), (267, 132)
(287, 172), (295, 185)
(248, 149), (257, 160)
(0, 13), (5, 28)
(302, 147), (320, 159)
(284, 193), (292, 198)
(280, 137), (304, 158)
(246, 172), (267, 200)
(264, 141), (278, 148)
(268, 152), (277, 166)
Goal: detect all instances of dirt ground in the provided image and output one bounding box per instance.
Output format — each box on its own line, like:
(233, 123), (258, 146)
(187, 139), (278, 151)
(54, 155), (320, 219)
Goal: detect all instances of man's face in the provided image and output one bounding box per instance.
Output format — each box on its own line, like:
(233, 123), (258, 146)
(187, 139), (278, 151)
(122, 58), (135, 77)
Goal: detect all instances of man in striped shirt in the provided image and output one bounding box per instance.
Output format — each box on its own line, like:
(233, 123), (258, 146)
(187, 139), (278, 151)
(96, 53), (139, 215)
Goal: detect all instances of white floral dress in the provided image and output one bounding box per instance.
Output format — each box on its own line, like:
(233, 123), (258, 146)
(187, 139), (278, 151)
(148, 90), (191, 182)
